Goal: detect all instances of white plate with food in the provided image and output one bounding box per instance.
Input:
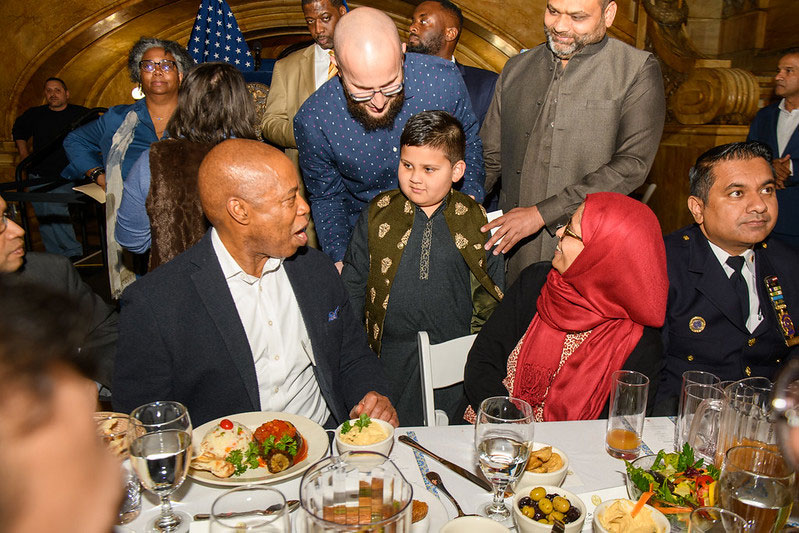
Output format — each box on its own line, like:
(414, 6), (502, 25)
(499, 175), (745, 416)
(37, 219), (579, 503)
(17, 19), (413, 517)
(188, 411), (327, 486)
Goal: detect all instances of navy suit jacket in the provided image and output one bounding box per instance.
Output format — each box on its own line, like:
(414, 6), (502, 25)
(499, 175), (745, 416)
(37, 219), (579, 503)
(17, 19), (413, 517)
(113, 231), (391, 427)
(747, 102), (799, 241)
(656, 224), (799, 413)
(456, 62), (498, 128)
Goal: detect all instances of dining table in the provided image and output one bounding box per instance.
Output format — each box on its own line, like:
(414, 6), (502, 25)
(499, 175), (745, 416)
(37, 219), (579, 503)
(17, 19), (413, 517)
(115, 416), (701, 532)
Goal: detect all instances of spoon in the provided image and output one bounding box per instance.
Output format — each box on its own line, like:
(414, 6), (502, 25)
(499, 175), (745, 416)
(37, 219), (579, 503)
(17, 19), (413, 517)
(426, 472), (480, 518)
(193, 499), (300, 521)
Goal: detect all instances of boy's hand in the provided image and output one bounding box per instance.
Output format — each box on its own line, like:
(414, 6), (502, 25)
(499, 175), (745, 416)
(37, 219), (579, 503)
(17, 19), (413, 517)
(350, 391), (399, 427)
(481, 206), (545, 255)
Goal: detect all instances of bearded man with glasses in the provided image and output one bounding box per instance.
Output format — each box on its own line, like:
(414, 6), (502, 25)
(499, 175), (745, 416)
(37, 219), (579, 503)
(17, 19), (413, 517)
(294, 7), (485, 271)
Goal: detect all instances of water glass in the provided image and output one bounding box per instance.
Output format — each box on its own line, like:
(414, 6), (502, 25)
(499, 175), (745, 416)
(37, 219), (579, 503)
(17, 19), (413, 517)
(210, 486), (290, 532)
(714, 377), (776, 466)
(683, 383), (726, 462)
(718, 445), (794, 533)
(475, 396), (534, 524)
(675, 371), (720, 449)
(94, 412), (141, 524)
(128, 401), (193, 533)
(300, 451), (413, 532)
(605, 370), (649, 460)
(688, 506), (749, 532)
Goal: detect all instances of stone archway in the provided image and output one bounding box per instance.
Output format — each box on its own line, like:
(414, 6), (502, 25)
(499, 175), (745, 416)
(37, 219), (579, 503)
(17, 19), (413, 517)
(6, 0), (525, 134)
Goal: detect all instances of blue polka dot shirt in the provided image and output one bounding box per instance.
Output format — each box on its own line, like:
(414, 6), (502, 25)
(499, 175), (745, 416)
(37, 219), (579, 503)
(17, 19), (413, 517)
(294, 52), (485, 262)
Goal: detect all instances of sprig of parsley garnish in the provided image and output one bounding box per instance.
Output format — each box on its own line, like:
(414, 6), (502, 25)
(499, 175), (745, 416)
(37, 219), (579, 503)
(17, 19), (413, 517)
(355, 413), (371, 430)
(341, 413), (371, 434)
(225, 441), (262, 476)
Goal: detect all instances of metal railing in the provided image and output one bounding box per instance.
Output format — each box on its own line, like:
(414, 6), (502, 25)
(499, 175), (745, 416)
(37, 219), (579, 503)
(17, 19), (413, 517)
(1, 107), (107, 258)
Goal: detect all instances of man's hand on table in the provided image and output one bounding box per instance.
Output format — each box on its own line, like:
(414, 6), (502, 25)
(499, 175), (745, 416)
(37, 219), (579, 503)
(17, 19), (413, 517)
(481, 205), (545, 255)
(350, 391), (399, 427)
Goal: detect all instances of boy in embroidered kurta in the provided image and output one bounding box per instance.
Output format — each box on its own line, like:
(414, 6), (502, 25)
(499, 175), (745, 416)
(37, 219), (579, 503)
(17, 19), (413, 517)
(341, 111), (504, 425)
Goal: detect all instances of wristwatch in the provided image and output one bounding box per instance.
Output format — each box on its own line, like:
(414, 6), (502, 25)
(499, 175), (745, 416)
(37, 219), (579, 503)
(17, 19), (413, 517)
(88, 167), (104, 183)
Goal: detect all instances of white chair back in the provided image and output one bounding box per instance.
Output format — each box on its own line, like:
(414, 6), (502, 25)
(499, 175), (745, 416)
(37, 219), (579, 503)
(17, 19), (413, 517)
(417, 331), (477, 427)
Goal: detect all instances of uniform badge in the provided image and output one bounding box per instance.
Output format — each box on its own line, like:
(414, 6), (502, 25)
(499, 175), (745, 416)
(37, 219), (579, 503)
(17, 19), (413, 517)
(689, 316), (706, 333)
(764, 276), (799, 347)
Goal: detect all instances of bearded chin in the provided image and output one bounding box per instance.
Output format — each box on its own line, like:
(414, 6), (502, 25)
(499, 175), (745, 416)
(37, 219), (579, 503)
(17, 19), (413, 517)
(546, 34), (579, 59)
(345, 89), (406, 132)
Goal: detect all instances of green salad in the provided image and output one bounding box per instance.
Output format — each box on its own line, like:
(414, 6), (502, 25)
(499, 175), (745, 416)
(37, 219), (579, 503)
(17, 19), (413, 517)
(625, 444), (720, 513)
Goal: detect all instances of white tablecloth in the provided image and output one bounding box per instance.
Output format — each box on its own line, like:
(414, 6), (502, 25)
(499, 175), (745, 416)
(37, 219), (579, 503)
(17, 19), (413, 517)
(121, 417), (677, 532)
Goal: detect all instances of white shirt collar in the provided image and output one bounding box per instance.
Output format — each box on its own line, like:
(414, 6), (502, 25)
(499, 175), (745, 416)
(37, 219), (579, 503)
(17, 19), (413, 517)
(707, 239), (755, 276)
(779, 98), (799, 115)
(211, 228), (283, 284)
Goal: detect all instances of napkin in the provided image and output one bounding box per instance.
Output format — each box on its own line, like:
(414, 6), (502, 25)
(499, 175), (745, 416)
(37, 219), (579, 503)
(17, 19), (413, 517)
(576, 485), (628, 532)
(189, 522), (210, 533)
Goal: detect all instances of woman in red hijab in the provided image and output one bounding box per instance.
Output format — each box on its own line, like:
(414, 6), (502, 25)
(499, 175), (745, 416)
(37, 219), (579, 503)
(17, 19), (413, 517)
(463, 192), (668, 421)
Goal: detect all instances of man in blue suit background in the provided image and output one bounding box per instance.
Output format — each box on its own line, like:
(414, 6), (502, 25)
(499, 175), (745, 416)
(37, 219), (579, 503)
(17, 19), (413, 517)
(407, 0), (498, 128)
(748, 49), (799, 247)
(114, 139), (398, 427)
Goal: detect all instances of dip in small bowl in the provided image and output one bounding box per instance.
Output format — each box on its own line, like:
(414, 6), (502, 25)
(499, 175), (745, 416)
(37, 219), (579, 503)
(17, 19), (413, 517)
(335, 415), (394, 456)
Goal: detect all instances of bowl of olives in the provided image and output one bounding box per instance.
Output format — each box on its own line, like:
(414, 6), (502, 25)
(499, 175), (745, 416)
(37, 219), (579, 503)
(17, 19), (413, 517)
(512, 485), (585, 533)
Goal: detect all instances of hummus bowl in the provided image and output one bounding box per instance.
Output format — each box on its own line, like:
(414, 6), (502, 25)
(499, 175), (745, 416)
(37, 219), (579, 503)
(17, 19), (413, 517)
(334, 417), (395, 456)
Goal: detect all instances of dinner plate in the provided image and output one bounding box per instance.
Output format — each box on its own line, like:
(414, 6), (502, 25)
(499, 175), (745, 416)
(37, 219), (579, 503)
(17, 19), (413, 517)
(188, 411), (327, 486)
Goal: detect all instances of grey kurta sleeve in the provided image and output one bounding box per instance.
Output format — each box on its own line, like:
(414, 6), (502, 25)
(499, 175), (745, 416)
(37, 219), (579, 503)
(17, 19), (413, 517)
(480, 74), (503, 195)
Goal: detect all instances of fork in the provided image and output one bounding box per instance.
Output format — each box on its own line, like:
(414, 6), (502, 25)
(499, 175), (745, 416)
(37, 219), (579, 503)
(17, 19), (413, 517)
(552, 517), (566, 533)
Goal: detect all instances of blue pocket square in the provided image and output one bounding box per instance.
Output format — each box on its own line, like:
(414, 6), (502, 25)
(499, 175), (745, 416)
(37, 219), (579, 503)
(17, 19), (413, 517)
(328, 306), (340, 322)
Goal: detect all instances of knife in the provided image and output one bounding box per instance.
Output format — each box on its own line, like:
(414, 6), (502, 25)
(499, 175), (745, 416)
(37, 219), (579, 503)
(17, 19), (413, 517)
(193, 499), (300, 521)
(398, 435), (492, 492)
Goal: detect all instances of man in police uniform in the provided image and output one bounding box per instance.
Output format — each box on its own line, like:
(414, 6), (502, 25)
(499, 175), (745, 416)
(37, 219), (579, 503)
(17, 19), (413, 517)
(656, 141), (799, 414)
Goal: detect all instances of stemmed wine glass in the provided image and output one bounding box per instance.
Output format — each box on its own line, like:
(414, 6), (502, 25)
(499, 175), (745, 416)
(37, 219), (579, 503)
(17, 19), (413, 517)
(718, 445), (794, 533)
(127, 401), (193, 533)
(475, 396), (534, 524)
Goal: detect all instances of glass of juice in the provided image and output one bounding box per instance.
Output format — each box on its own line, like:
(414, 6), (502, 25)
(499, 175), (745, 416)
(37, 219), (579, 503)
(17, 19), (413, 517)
(605, 370), (649, 460)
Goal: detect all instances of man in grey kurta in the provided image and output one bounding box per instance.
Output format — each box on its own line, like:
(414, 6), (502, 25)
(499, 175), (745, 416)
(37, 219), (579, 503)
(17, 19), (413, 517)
(480, 0), (665, 284)
(342, 200), (504, 426)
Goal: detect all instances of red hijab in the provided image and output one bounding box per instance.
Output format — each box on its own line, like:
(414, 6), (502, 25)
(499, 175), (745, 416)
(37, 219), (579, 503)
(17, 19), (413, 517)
(512, 192), (668, 420)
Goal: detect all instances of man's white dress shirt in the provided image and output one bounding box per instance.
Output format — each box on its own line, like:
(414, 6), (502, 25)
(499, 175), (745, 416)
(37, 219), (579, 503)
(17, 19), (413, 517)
(313, 44), (333, 90)
(777, 98), (799, 175)
(211, 229), (331, 425)
(708, 240), (763, 333)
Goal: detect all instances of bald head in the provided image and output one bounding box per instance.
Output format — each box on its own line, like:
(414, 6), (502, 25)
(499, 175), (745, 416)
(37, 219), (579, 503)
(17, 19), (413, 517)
(334, 7), (403, 76)
(199, 139), (293, 226)
(198, 139), (310, 270)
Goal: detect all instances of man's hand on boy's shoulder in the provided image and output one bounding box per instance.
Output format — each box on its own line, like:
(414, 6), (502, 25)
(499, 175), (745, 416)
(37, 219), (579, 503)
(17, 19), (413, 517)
(481, 206), (545, 255)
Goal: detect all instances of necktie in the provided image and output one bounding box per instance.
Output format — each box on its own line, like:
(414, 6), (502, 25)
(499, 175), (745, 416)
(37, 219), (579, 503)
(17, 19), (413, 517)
(726, 255), (749, 324)
(327, 51), (338, 80)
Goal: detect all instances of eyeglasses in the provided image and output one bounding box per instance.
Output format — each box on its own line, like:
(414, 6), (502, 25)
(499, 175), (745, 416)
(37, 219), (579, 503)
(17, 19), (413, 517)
(347, 82), (403, 102)
(341, 66), (404, 102)
(0, 204), (18, 236)
(557, 218), (583, 242)
(139, 59), (178, 73)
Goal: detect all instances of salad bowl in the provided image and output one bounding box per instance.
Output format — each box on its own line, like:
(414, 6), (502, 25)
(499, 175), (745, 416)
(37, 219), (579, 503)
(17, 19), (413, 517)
(625, 445), (720, 533)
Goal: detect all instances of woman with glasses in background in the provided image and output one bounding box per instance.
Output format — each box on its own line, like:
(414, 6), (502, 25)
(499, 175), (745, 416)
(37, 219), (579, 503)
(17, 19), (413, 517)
(463, 192), (669, 422)
(116, 62), (260, 271)
(63, 37), (194, 297)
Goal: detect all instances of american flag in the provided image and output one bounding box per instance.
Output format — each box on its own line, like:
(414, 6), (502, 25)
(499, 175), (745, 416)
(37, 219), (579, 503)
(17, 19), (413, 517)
(188, 0), (254, 71)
